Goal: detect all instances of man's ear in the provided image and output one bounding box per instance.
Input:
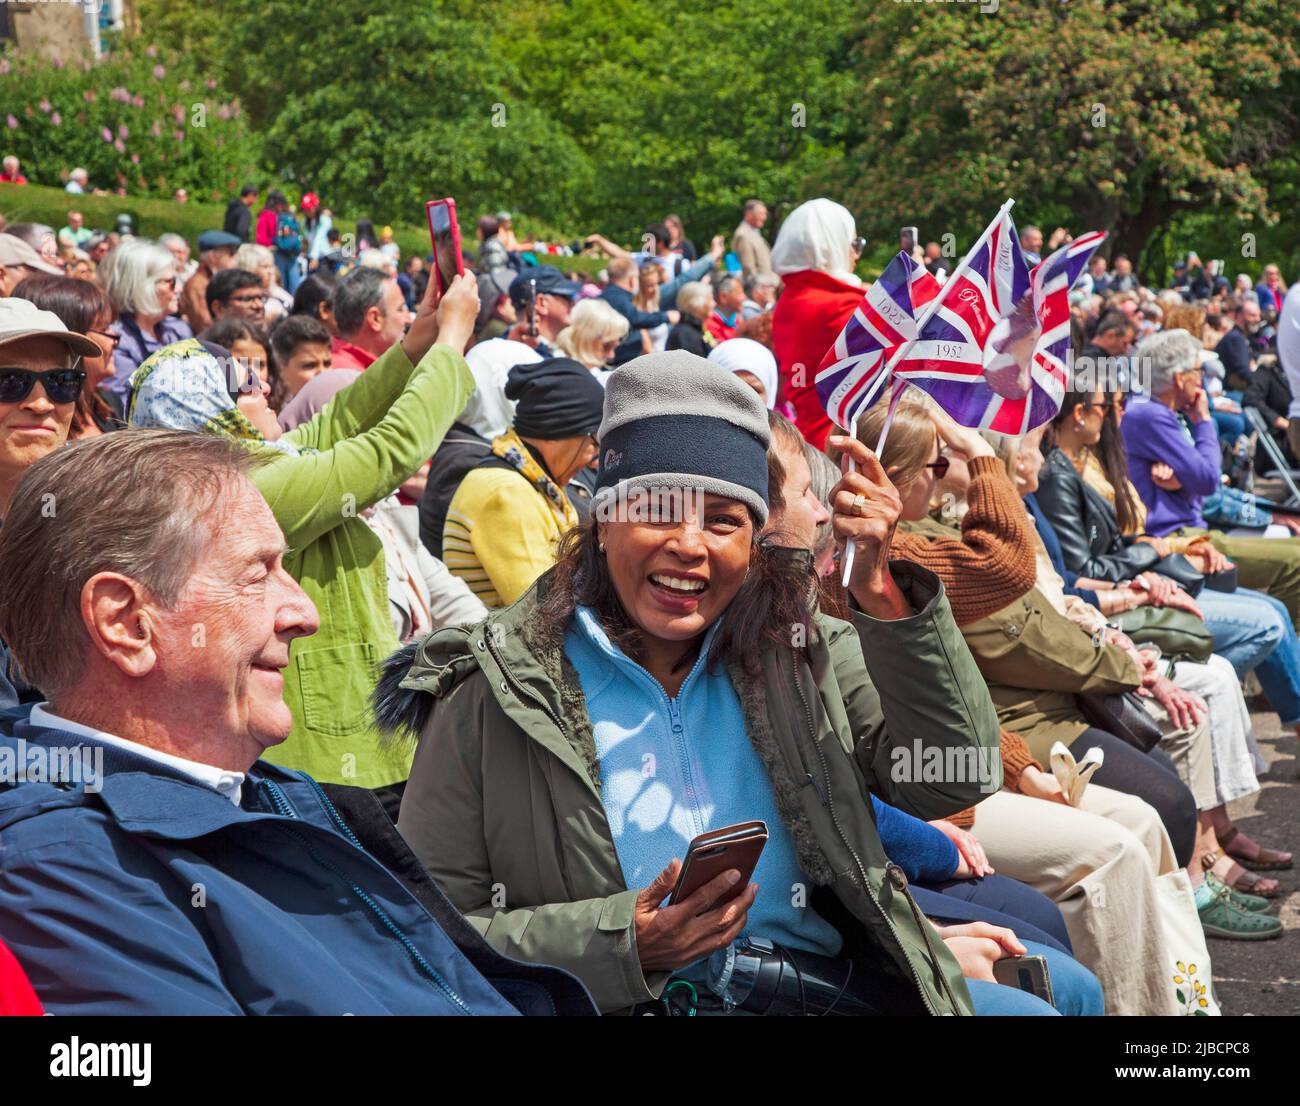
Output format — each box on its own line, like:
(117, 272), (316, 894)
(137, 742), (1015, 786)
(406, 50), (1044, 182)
(81, 572), (161, 679)
(366, 303), (384, 333)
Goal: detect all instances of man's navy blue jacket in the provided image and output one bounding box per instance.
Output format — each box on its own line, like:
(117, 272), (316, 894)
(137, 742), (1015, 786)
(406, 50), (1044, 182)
(0, 708), (594, 1015)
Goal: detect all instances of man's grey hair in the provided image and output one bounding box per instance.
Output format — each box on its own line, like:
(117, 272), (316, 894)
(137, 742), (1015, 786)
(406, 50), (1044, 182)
(716, 274), (742, 296)
(100, 238), (176, 316)
(744, 272), (779, 296)
(331, 266), (390, 336)
(1139, 328), (1202, 394)
(2, 155), (17, 172)
(70, 167), (88, 183)
(676, 281), (712, 318)
(0, 430), (267, 696)
(158, 232), (188, 253)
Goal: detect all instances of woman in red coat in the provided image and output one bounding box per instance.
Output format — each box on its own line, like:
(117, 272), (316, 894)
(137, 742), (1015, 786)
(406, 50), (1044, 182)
(770, 198), (865, 449)
(0, 938), (42, 1015)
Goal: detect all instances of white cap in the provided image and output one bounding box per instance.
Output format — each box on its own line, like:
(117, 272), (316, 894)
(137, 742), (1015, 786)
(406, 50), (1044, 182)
(0, 298), (100, 356)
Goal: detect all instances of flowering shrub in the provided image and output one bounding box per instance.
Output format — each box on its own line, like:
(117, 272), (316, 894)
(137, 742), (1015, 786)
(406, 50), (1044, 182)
(0, 44), (260, 202)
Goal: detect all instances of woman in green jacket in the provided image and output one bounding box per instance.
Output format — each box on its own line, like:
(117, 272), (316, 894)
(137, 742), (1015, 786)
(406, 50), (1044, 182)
(128, 274), (479, 795)
(379, 352), (1006, 1016)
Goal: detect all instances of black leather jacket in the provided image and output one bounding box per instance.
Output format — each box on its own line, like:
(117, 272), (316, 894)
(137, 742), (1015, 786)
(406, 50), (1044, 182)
(1032, 448), (1157, 583)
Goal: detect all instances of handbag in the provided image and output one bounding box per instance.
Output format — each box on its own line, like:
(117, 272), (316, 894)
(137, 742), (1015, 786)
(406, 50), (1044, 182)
(1111, 606), (1214, 663)
(1149, 553), (1204, 597)
(1076, 690), (1162, 752)
(1155, 871), (1220, 1016)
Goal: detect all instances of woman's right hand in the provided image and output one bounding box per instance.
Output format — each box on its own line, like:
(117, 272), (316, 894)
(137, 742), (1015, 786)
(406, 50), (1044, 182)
(933, 922), (1025, 982)
(1134, 534), (1172, 558)
(633, 859), (758, 973)
(931, 407), (994, 459)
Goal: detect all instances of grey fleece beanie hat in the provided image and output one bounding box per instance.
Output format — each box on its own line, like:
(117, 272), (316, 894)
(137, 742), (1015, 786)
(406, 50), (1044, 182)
(593, 349), (772, 524)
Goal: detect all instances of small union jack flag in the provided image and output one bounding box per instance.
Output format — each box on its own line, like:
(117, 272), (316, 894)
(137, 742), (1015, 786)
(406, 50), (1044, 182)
(815, 251), (942, 430)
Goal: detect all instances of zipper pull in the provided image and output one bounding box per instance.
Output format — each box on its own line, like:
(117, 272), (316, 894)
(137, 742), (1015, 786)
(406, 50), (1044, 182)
(806, 772), (827, 805)
(885, 862), (908, 891)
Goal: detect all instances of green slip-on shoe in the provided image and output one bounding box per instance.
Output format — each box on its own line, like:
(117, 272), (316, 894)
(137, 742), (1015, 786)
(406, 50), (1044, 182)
(1199, 885), (1283, 940)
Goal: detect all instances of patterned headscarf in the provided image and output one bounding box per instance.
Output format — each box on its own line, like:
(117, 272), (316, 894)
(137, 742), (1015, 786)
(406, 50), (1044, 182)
(127, 338), (299, 455)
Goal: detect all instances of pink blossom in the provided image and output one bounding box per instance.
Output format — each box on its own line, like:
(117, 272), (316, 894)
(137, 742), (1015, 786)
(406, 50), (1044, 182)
(205, 78), (217, 90)
(52, 57), (64, 71)
(110, 86), (131, 103)
(101, 126), (113, 142)
(38, 99), (51, 113)
(50, 112), (61, 126)
(153, 65), (165, 80)
(83, 89), (97, 103)
(0, 59), (10, 76)
(132, 94), (144, 108)
(217, 105), (231, 120)
(114, 138), (126, 154)
(145, 44), (158, 58)
(179, 79), (191, 93)
(174, 129), (185, 142)
(118, 122), (128, 139)
(5, 115), (17, 130)
(131, 153), (140, 164)
(150, 120), (162, 137)
(171, 104), (185, 123)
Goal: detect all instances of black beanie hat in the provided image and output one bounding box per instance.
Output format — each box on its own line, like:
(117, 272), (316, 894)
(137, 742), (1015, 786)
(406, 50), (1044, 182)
(506, 357), (606, 441)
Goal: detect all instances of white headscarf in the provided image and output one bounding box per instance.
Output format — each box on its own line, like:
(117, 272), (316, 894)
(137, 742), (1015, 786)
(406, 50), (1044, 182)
(770, 198), (861, 285)
(707, 338), (778, 409)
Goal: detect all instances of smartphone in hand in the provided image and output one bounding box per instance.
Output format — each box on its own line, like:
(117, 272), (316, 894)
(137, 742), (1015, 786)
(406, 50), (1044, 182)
(668, 821), (767, 913)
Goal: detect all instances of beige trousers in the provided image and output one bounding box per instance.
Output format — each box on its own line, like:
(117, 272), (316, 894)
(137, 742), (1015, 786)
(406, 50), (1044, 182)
(971, 786), (1180, 1016)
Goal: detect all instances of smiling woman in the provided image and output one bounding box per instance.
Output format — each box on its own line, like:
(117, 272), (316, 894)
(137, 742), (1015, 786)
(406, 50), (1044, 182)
(382, 349), (1007, 1017)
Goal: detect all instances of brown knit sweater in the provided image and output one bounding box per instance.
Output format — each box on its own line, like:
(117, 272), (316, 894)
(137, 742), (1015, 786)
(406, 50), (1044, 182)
(893, 454), (1038, 627)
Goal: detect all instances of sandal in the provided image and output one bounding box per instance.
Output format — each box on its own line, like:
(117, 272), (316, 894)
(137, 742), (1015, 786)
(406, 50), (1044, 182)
(1219, 826), (1293, 872)
(1201, 848), (1282, 898)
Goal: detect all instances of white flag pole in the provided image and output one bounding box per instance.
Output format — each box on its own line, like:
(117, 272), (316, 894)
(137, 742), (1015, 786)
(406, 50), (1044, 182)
(840, 198), (1015, 589)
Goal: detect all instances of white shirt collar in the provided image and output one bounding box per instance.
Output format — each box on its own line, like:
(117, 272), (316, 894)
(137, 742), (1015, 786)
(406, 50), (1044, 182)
(29, 703), (245, 806)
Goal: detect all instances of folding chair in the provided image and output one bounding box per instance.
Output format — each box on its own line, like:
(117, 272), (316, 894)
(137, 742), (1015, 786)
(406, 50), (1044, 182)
(1243, 405), (1300, 509)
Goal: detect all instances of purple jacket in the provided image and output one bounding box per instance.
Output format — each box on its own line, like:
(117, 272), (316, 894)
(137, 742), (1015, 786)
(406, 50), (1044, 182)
(1121, 399), (1221, 534)
(108, 313), (193, 409)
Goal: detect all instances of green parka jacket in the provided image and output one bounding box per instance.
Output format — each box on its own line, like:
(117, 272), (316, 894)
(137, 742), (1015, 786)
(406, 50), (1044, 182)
(377, 560), (1001, 1015)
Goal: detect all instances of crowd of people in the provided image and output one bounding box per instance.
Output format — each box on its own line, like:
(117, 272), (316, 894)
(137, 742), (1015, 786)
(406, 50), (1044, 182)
(1, 178), (1299, 1017)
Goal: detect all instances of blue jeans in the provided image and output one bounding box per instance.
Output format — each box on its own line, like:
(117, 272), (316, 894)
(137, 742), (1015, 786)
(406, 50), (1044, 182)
(1199, 587), (1300, 724)
(968, 940), (1103, 1016)
(1212, 407), (1247, 447)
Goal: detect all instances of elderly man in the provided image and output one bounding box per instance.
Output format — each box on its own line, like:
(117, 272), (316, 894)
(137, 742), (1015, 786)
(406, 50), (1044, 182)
(0, 233), (62, 295)
(1122, 327), (1300, 629)
(178, 229), (241, 332)
(159, 231), (197, 285)
(0, 428), (593, 1015)
(1216, 297), (1263, 390)
(57, 211), (93, 251)
(0, 155), (26, 184)
(731, 198), (773, 281)
(65, 167), (90, 194)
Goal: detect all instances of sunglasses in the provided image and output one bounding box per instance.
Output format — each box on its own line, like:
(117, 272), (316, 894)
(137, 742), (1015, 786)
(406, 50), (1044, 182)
(90, 327), (120, 350)
(924, 456), (951, 479)
(0, 366), (87, 405)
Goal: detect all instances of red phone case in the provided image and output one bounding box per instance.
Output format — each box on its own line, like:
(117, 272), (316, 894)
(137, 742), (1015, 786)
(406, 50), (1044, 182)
(425, 197), (464, 293)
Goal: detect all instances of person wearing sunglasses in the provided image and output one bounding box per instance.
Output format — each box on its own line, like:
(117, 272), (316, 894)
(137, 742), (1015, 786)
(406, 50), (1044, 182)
(0, 297), (98, 709)
(12, 274), (123, 439)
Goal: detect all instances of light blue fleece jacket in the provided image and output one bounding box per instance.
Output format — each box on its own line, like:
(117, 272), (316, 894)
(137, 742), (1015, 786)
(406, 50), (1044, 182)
(564, 605), (841, 956)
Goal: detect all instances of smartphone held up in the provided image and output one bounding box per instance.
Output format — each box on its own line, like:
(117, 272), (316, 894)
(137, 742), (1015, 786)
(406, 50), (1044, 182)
(425, 197), (465, 294)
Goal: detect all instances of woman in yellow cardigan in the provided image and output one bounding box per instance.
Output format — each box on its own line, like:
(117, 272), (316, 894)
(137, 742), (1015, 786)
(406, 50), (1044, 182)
(443, 357), (605, 607)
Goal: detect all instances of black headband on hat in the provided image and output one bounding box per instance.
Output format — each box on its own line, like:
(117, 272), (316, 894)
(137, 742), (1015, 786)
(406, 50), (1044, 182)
(506, 357), (606, 441)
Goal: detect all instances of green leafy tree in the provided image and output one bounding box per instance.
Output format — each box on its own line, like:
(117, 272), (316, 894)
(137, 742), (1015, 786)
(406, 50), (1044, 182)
(834, 0), (1300, 269)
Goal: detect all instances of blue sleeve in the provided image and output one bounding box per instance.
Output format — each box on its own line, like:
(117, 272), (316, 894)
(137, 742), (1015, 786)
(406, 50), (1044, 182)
(0, 838), (243, 1015)
(870, 794), (960, 882)
(659, 255), (715, 311)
